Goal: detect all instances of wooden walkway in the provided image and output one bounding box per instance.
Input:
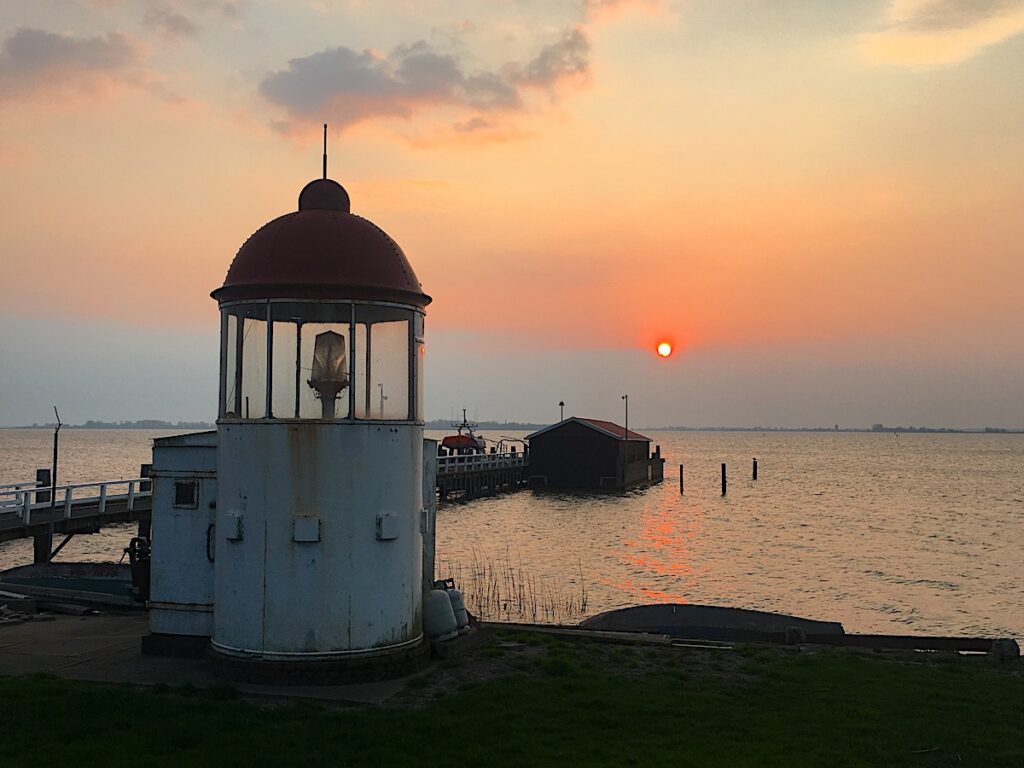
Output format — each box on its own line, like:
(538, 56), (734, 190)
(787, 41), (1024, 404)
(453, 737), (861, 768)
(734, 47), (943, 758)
(0, 479), (152, 546)
(436, 452), (528, 502)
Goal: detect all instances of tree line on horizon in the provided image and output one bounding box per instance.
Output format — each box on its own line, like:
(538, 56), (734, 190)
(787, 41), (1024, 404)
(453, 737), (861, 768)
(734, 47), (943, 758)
(5, 419), (1020, 433)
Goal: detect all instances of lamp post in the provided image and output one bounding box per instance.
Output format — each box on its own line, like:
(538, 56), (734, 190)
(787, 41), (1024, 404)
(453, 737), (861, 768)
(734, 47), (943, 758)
(558, 401), (565, 421)
(621, 394), (628, 441)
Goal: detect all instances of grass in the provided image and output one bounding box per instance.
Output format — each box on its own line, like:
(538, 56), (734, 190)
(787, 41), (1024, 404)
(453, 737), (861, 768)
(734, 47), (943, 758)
(0, 643), (1021, 767)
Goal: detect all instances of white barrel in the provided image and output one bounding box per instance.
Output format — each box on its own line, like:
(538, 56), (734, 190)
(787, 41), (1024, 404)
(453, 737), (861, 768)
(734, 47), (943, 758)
(447, 588), (469, 631)
(423, 589), (458, 641)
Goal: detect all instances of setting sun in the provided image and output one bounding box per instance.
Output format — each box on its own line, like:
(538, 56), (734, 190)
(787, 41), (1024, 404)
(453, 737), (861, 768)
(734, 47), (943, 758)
(657, 342), (672, 358)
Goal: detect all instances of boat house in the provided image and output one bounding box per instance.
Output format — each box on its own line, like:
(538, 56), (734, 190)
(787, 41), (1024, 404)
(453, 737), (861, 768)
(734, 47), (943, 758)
(526, 418), (664, 491)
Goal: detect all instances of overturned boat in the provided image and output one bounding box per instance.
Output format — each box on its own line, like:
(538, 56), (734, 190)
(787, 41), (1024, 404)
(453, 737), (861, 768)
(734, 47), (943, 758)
(580, 603), (845, 642)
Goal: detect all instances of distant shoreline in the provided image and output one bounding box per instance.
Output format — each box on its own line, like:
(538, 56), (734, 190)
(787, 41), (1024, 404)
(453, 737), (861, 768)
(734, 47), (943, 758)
(2, 420), (1021, 434)
(1, 421), (215, 431)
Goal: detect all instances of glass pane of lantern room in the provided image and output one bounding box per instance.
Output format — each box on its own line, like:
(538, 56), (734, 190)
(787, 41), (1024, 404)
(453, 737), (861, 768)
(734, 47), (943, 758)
(240, 316), (267, 419)
(415, 314), (424, 422)
(223, 313), (238, 417)
(354, 323), (368, 419)
(299, 322), (351, 420)
(271, 322), (298, 418)
(369, 320), (409, 420)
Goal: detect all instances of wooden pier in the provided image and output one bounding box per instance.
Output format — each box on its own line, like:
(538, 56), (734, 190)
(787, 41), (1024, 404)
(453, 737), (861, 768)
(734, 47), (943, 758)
(0, 479), (153, 557)
(436, 452), (528, 503)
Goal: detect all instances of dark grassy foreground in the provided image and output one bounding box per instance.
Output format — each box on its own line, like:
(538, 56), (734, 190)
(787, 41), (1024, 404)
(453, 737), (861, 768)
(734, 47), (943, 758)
(0, 635), (1021, 768)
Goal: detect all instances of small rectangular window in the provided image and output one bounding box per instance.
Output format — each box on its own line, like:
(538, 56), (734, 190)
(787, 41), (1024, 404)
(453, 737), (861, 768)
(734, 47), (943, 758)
(173, 480), (198, 508)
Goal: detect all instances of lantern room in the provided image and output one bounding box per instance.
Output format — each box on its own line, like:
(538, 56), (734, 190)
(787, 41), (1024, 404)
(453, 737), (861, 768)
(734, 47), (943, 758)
(208, 169), (432, 679)
(213, 177), (429, 424)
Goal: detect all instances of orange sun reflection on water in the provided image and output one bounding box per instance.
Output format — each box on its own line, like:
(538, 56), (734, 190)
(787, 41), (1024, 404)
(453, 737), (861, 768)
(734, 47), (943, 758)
(614, 487), (706, 604)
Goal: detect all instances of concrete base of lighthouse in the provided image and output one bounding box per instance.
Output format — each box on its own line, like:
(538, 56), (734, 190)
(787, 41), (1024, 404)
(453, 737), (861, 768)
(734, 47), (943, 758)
(208, 635), (429, 685)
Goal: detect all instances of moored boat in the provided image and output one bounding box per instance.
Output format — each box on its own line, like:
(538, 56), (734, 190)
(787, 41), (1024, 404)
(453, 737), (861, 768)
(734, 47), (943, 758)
(439, 410), (488, 456)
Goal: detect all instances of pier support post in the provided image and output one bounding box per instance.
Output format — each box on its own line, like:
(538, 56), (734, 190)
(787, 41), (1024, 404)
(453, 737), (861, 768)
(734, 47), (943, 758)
(753, 457), (758, 481)
(679, 464), (684, 494)
(33, 532), (52, 564)
(721, 463), (727, 496)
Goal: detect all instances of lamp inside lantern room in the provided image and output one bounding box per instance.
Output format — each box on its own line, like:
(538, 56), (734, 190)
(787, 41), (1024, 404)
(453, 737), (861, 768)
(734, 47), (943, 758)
(308, 330), (349, 419)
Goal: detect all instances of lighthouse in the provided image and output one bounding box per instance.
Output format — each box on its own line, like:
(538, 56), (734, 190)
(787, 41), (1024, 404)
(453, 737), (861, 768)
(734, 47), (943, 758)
(208, 155), (431, 678)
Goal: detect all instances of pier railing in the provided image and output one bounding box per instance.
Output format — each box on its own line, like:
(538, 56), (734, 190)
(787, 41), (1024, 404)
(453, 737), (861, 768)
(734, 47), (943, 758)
(0, 481), (40, 493)
(437, 452), (526, 475)
(0, 478), (150, 524)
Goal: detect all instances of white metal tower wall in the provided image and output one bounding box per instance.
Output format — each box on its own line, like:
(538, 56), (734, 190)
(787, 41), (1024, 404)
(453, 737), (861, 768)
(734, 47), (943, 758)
(212, 421), (424, 658)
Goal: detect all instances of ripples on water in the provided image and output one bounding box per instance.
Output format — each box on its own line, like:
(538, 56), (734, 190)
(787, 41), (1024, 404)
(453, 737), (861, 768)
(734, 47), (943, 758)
(1, 428), (1021, 639)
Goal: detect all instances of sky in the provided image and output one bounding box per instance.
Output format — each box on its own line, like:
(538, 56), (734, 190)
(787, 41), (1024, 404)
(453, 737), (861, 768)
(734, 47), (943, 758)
(1, 0), (1022, 429)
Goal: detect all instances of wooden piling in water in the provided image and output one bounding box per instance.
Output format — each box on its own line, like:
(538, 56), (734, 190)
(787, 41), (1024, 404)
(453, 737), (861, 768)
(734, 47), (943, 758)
(753, 457), (758, 480)
(721, 463), (727, 495)
(679, 464), (684, 494)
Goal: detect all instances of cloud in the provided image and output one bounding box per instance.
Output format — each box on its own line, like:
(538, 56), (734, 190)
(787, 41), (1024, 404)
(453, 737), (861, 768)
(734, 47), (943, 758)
(859, 0), (1024, 68)
(517, 29), (589, 86)
(82, 0), (243, 17)
(584, 0), (673, 23)
(0, 27), (142, 102)
(0, 140), (36, 168)
(259, 27), (590, 135)
(143, 9), (201, 42)
(886, 0), (1021, 27)
(453, 116), (493, 132)
(408, 117), (533, 147)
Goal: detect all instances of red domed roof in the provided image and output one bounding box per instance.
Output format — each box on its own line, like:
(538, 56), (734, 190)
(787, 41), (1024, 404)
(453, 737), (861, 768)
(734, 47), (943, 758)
(212, 179), (430, 307)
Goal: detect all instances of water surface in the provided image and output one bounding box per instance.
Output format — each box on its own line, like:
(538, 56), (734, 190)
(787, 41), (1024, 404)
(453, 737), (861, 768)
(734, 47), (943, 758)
(2, 428), (1020, 639)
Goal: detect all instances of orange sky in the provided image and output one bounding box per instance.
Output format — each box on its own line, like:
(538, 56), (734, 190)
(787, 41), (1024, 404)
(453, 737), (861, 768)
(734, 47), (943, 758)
(1, 1), (1023, 426)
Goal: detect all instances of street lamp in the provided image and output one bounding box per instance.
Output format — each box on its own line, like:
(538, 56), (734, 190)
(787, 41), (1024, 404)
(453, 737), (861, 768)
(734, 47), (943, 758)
(621, 394), (628, 441)
(559, 401), (565, 421)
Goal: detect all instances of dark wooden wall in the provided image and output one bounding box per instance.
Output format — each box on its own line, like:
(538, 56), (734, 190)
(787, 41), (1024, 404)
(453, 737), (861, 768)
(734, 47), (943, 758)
(530, 422), (653, 490)
(529, 421), (619, 489)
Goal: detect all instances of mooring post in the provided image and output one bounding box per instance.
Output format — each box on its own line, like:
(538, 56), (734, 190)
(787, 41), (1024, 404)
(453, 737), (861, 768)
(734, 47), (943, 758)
(679, 464), (684, 494)
(753, 457), (758, 480)
(721, 463), (727, 495)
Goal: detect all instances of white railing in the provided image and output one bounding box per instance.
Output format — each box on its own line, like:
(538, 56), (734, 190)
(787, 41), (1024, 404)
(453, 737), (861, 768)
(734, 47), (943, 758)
(0, 478), (150, 524)
(0, 481), (41, 493)
(437, 452), (526, 474)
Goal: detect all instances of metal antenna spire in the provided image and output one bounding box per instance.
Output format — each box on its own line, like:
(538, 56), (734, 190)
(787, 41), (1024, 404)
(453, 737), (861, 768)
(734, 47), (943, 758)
(322, 123), (328, 179)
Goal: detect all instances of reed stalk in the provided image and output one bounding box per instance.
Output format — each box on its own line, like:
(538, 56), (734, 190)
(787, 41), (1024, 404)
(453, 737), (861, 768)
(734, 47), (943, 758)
(436, 547), (589, 624)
